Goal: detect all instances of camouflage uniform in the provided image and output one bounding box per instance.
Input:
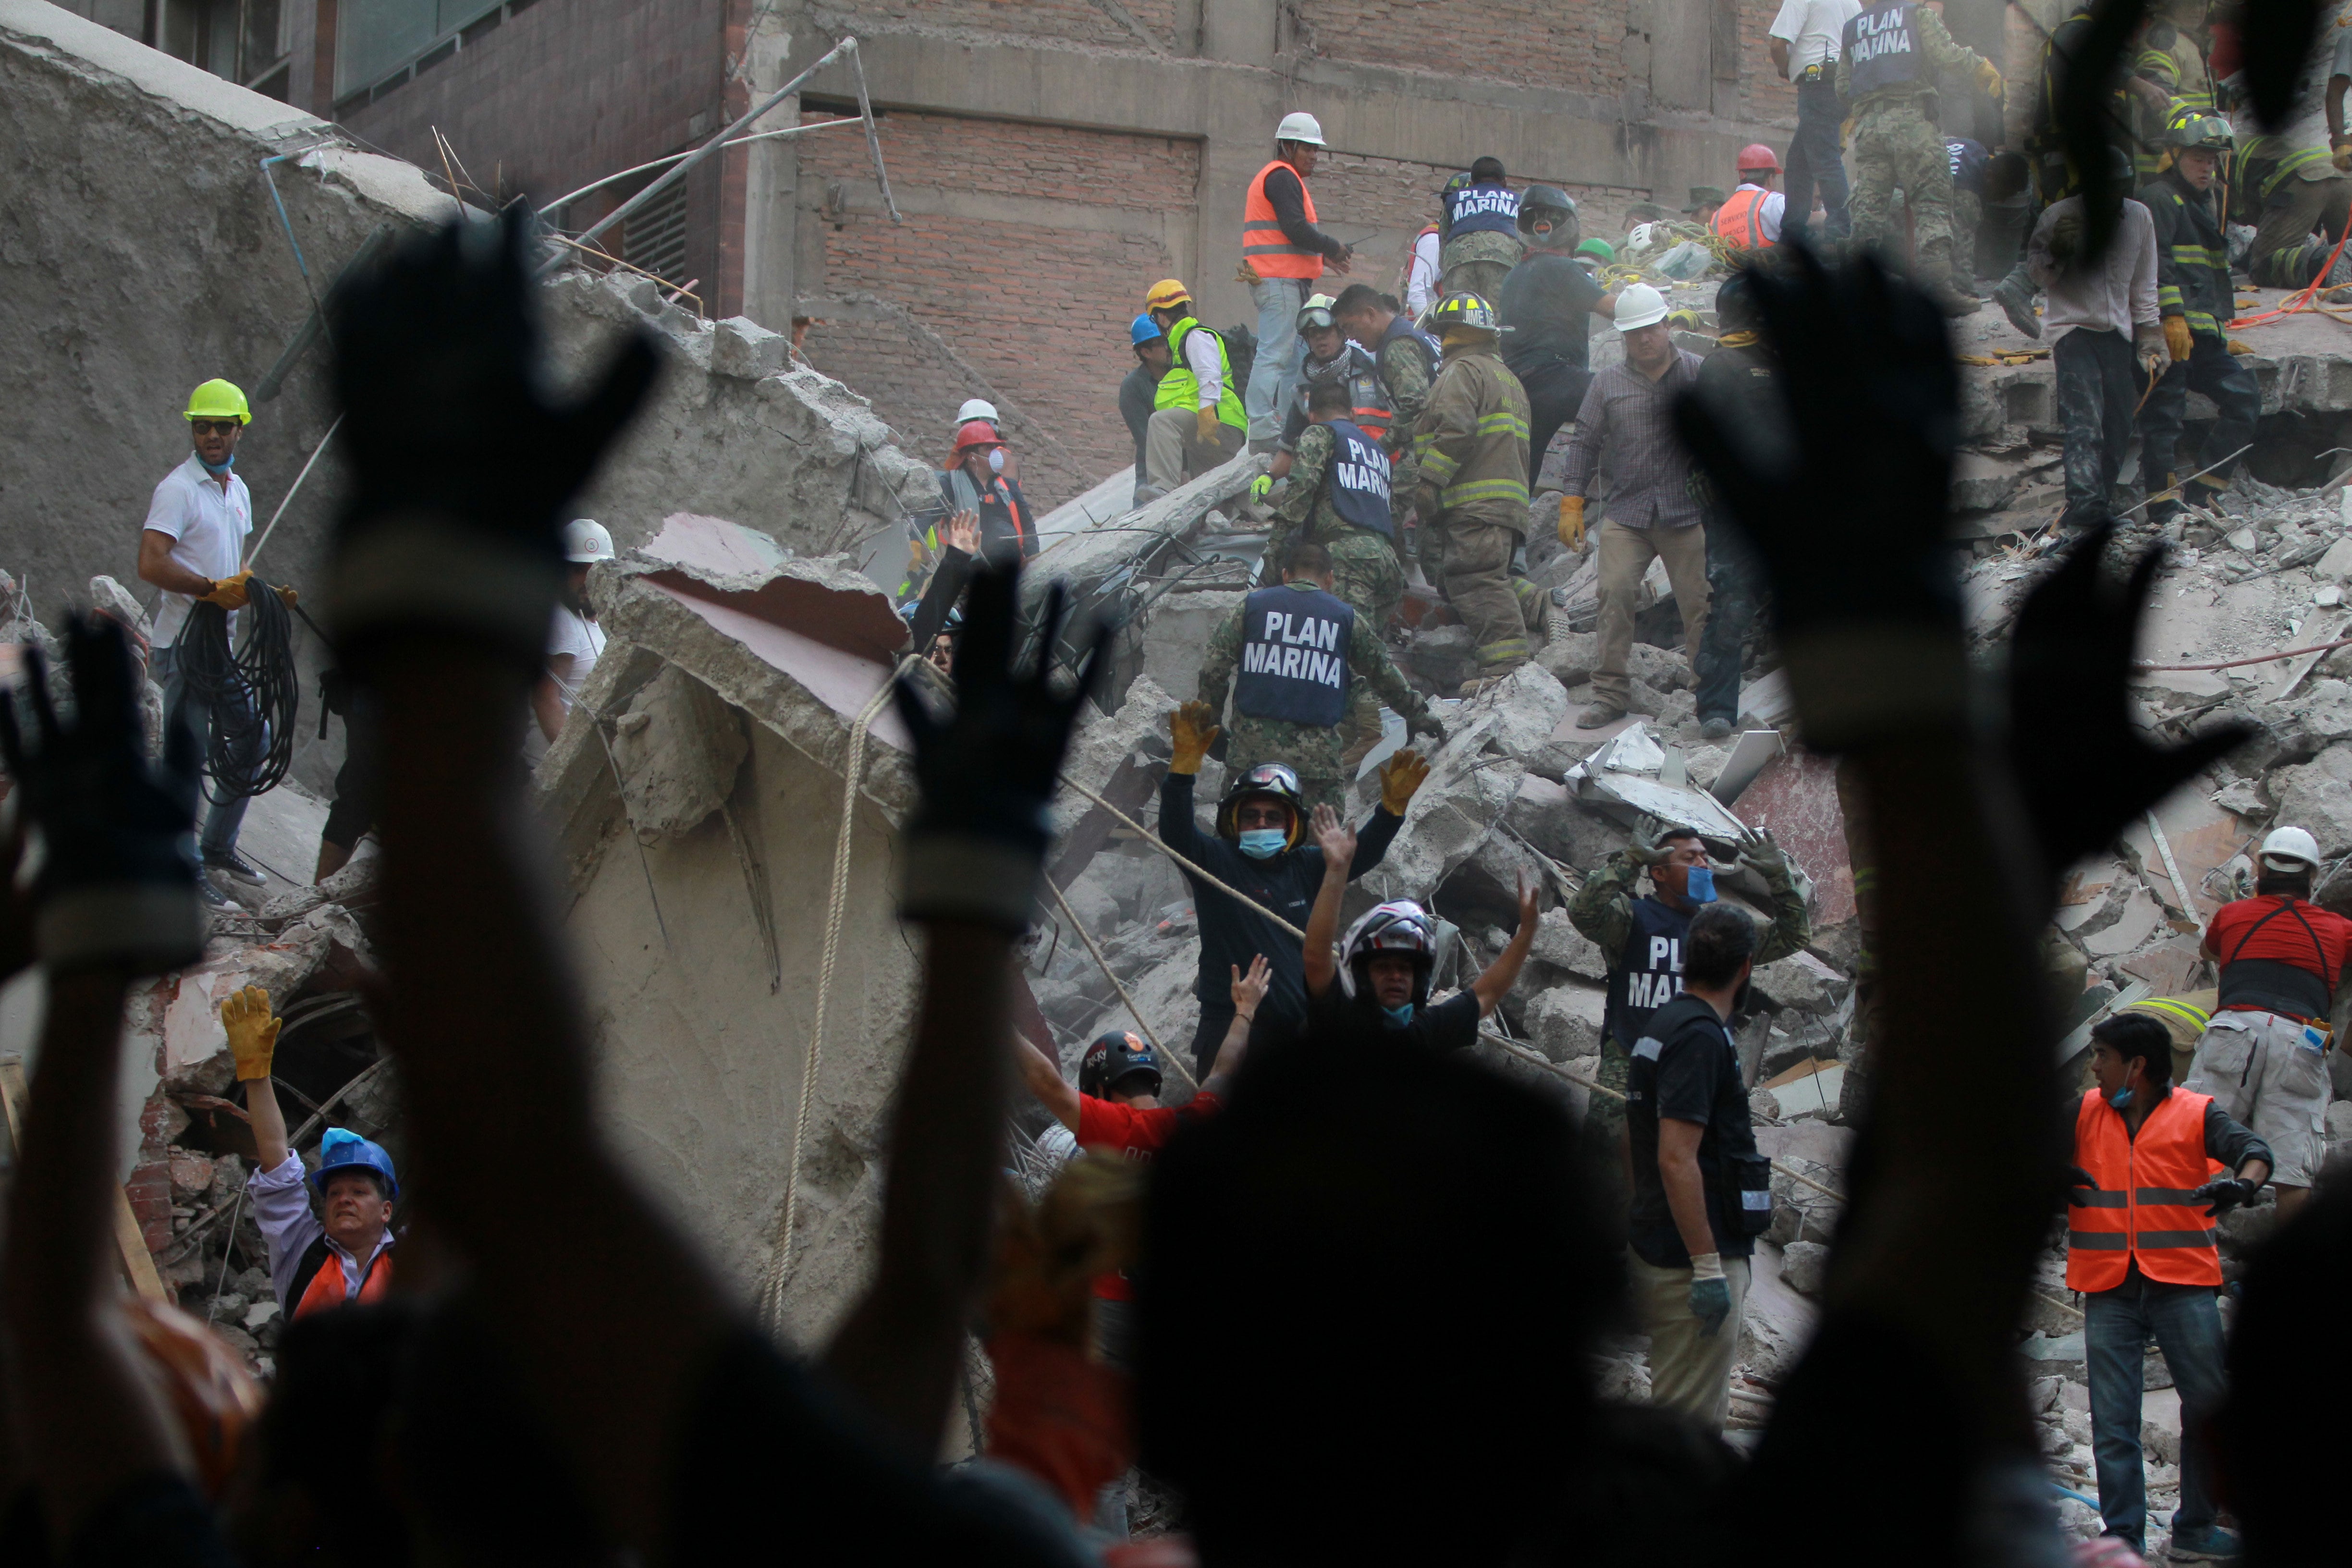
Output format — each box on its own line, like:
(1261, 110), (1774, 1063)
(1198, 584), (1433, 812)
(1372, 323), (1437, 509)
(1836, 1), (1991, 291)
(1566, 845), (1812, 1164)
(1268, 421), (1410, 753)
(1439, 229), (1525, 301)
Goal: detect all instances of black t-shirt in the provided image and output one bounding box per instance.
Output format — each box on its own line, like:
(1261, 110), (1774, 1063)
(1498, 251), (1605, 374)
(1119, 362), (1158, 470)
(1624, 991), (1758, 1269)
(1298, 985), (1480, 1053)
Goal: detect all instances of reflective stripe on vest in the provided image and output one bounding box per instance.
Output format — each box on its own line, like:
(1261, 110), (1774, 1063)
(1606, 897), (1692, 1048)
(1844, 0), (1922, 97)
(1443, 181), (1521, 240)
(1714, 187), (1770, 248)
(1155, 318), (1248, 430)
(2239, 136), (2332, 206)
(1321, 419), (1393, 538)
(1234, 585), (1354, 726)
(2065, 1087), (2224, 1292)
(1245, 159), (1325, 279)
(293, 1240), (394, 1320)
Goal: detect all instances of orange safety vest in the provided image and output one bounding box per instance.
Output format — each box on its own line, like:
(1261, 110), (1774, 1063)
(2065, 1087), (2225, 1293)
(1244, 159), (1325, 280)
(293, 1243), (393, 1320)
(1714, 186), (1772, 249)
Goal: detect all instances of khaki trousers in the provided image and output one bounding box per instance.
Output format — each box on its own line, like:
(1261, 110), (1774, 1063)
(1593, 518), (1711, 710)
(1628, 1251), (1751, 1432)
(1143, 406), (1244, 494)
(1425, 514), (1534, 671)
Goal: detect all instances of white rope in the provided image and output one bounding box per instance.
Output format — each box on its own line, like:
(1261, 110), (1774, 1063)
(760, 669), (901, 1328)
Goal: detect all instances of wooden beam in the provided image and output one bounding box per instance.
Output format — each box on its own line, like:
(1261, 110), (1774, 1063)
(0, 1060), (169, 1302)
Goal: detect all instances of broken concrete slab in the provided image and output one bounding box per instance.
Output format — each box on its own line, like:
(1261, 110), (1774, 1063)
(1566, 723), (1752, 841)
(1045, 675), (1179, 890)
(1527, 910), (1611, 987)
(1465, 662), (1570, 758)
(1727, 747), (1853, 931)
(610, 664), (751, 843)
(1525, 983), (1607, 1063)
(1354, 711), (1523, 907)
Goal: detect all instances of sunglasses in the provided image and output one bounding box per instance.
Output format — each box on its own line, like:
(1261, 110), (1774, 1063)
(190, 420), (243, 436)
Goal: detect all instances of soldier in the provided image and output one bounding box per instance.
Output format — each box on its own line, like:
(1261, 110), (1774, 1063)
(1253, 293), (1395, 487)
(1837, 0), (2004, 315)
(1261, 381), (1411, 765)
(2140, 114), (2262, 521)
(1410, 292), (1542, 694)
(1196, 540), (1442, 813)
(1438, 157), (1524, 299)
(1331, 283), (1441, 540)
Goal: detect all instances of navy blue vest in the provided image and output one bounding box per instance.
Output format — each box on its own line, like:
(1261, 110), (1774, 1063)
(1235, 586), (1354, 727)
(1322, 418), (1393, 538)
(1444, 181), (1521, 239)
(1606, 897), (1693, 1049)
(1379, 313), (1441, 376)
(1843, 1), (1922, 96)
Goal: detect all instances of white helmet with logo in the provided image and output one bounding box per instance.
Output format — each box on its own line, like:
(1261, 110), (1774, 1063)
(1276, 111), (1327, 147)
(2260, 825), (2322, 873)
(955, 398), (999, 427)
(563, 518), (615, 563)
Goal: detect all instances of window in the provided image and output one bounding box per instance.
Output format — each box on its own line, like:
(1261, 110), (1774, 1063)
(335, 0), (502, 101)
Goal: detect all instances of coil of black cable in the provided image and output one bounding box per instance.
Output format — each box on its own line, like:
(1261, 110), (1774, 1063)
(175, 576), (301, 804)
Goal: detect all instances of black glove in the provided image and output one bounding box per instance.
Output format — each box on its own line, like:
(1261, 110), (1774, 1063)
(0, 616), (204, 974)
(328, 209), (661, 663)
(2007, 525), (2253, 878)
(2192, 1174), (2262, 1218)
(894, 563), (1109, 930)
(1674, 248), (1965, 749)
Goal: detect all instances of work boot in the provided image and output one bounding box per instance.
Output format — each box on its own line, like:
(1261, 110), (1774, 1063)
(1575, 701), (1627, 730)
(1513, 577), (1551, 649)
(2185, 473), (2232, 514)
(1990, 266), (2042, 338)
(2166, 1525), (2241, 1561)
(1699, 717), (1733, 741)
(1927, 278), (1983, 317)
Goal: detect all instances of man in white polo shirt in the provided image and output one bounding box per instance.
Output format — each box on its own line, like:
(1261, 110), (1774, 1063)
(136, 379), (264, 901)
(1767, 0), (1861, 243)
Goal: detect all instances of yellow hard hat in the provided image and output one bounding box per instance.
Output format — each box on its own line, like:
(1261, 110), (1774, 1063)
(1144, 278), (1193, 313)
(185, 379), (250, 425)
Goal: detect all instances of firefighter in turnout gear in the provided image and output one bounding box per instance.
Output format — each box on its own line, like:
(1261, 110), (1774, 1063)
(1266, 380), (1411, 764)
(1836, 0), (2003, 315)
(2230, 127), (2352, 290)
(2139, 115), (2262, 521)
(1568, 818), (1811, 1185)
(1410, 292), (1541, 692)
(1197, 540), (1441, 813)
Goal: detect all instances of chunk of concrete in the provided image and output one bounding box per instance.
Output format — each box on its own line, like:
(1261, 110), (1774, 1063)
(1355, 713), (1523, 905)
(711, 316), (789, 380)
(1752, 950), (1849, 1015)
(1506, 773), (1631, 869)
(1046, 675), (1179, 887)
(1525, 982), (1607, 1061)
(1527, 910), (1611, 985)
(2266, 742), (2352, 857)
(1778, 1239), (1830, 1298)
(611, 663), (751, 843)
(1465, 662), (1570, 759)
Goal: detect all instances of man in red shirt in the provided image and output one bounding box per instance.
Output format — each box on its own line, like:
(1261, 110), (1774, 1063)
(2184, 825), (2352, 1217)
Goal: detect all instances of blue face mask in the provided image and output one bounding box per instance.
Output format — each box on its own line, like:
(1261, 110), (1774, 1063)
(2105, 1086), (2135, 1110)
(197, 451), (235, 476)
(1381, 1002), (1415, 1027)
(1237, 828), (1288, 859)
(1684, 866), (1717, 904)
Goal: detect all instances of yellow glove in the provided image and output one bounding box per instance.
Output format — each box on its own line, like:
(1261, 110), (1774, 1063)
(2163, 314), (2194, 364)
(276, 583), (299, 608)
(200, 569), (253, 610)
(1196, 406), (1221, 443)
(1556, 493), (1586, 551)
(1974, 58), (2003, 98)
(1378, 748), (1431, 815)
(2227, 338), (2254, 355)
(2334, 136), (2352, 173)
(1169, 699), (1221, 775)
(221, 985), (280, 1084)
(1249, 473), (1275, 501)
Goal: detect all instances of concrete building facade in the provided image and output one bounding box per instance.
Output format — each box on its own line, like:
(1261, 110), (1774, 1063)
(43, 0), (2008, 507)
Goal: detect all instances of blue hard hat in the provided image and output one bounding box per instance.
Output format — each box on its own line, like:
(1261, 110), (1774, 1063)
(312, 1127), (398, 1200)
(1130, 313), (1164, 347)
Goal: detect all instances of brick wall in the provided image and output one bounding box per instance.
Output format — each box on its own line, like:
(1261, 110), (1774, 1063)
(813, 0), (1153, 50)
(1297, 0), (1635, 95)
(796, 109), (1200, 508)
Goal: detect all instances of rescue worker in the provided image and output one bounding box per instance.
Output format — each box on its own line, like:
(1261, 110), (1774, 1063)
(1768, 0), (1860, 242)
(228, 986), (399, 1318)
(1946, 136), (1990, 282)
(1255, 293), (1393, 488)
(2139, 115), (2263, 522)
(1159, 699), (1431, 1077)
(950, 397), (1018, 482)
(1399, 192), (1445, 318)
(1498, 186), (1618, 489)
(2230, 122), (2352, 290)
(1836, 0), (2004, 315)
(1410, 292), (1541, 694)
(1439, 156), (1523, 300)
(532, 518), (613, 749)
(1568, 818), (1810, 1195)
(1330, 283), (1441, 534)
(1685, 274), (1778, 740)
(2146, 0), (2215, 119)
(1243, 112), (1354, 450)
(932, 420), (1037, 564)
(1196, 539), (1442, 811)
(1683, 187), (1728, 230)
(1712, 146), (1788, 251)
(2181, 825), (2352, 1220)
(1138, 278), (1247, 502)
(1121, 313), (1173, 503)
(1260, 383), (1412, 713)
(2068, 1013), (2272, 1562)
(138, 378), (270, 902)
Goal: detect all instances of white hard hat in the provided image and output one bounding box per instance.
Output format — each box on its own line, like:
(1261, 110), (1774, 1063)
(954, 398), (999, 426)
(1613, 283), (1670, 331)
(563, 518), (615, 563)
(2260, 825), (2323, 872)
(1276, 111), (1327, 147)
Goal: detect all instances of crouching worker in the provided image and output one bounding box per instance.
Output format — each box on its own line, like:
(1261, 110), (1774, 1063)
(228, 986), (398, 1317)
(2069, 1013), (2273, 1562)
(1297, 803), (1540, 1050)
(1162, 700), (1434, 1078)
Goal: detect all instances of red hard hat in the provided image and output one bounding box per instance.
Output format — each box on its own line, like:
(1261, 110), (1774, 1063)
(952, 419), (1004, 455)
(1736, 142), (1781, 173)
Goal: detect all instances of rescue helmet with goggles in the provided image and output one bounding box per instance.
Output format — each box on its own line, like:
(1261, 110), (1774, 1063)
(2169, 114), (2233, 152)
(1338, 900), (1439, 1006)
(1079, 1031), (1164, 1098)
(1215, 762), (1307, 845)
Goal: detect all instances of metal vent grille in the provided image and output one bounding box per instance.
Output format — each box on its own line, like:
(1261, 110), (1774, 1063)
(620, 178), (689, 288)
